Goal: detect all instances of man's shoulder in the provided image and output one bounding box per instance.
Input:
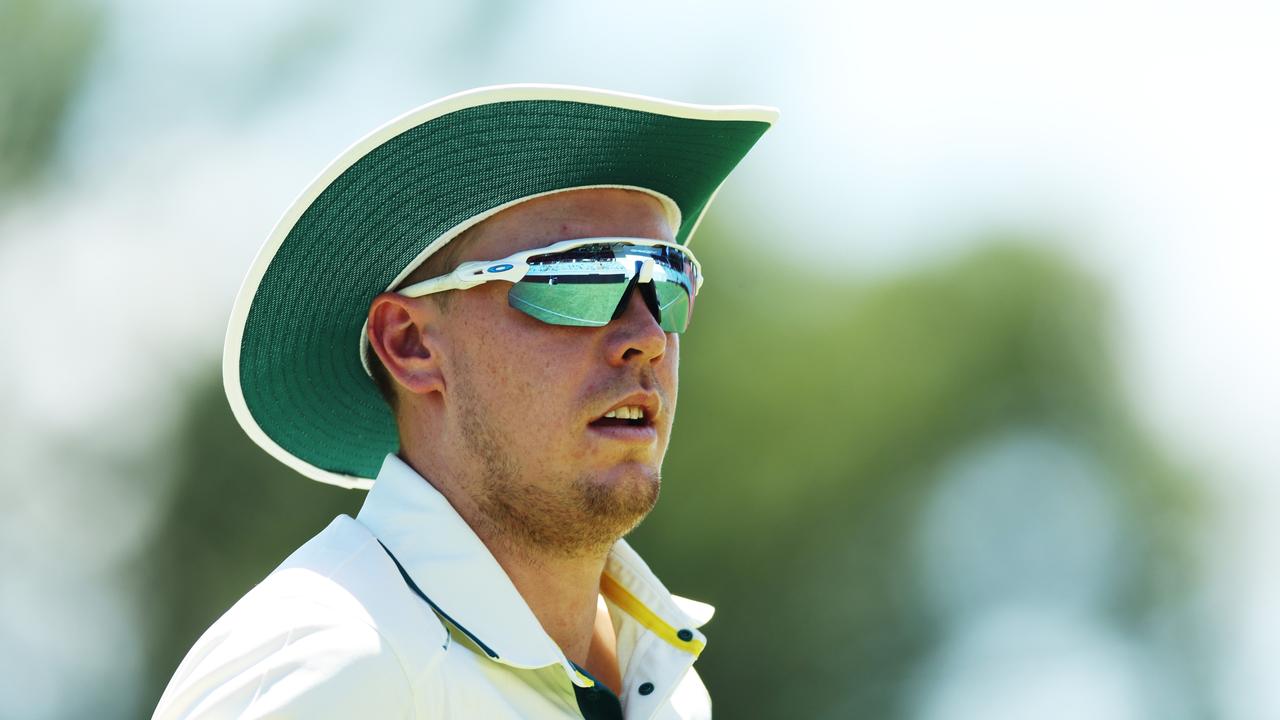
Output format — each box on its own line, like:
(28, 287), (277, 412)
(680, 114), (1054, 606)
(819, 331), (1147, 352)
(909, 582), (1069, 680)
(234, 514), (435, 631)
(153, 515), (448, 719)
(263, 514), (402, 612)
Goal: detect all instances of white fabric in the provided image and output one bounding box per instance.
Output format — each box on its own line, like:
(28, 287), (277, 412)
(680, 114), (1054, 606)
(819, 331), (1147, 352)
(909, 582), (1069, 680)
(152, 454), (713, 719)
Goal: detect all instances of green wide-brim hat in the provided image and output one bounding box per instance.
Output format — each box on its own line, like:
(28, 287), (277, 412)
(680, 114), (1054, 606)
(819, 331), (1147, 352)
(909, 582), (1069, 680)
(223, 84), (778, 489)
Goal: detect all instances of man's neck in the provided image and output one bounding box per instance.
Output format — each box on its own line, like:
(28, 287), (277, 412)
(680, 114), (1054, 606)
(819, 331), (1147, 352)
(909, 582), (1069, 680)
(485, 537), (609, 666)
(402, 452), (620, 682)
(459, 500), (624, 693)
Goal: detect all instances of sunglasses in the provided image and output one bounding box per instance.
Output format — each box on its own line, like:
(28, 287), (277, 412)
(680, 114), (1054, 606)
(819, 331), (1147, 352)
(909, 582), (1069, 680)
(398, 237), (704, 333)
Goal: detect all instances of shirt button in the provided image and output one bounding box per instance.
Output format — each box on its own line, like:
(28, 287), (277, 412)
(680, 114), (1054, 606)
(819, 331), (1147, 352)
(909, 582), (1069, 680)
(677, 628), (694, 642)
(638, 682), (655, 696)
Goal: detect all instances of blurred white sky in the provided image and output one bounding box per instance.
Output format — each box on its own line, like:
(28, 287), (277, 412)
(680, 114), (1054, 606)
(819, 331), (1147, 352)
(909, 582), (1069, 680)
(2, 1), (1277, 717)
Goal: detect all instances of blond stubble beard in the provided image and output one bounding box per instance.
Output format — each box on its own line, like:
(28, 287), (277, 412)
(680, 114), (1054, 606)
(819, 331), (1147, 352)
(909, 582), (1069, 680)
(453, 375), (661, 561)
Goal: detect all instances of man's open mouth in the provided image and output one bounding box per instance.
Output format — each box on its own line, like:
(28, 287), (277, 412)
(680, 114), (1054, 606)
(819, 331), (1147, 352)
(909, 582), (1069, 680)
(589, 405), (651, 428)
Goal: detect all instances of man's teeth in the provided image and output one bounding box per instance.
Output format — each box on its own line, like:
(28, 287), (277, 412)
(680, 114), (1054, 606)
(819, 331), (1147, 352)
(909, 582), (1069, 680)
(603, 406), (645, 420)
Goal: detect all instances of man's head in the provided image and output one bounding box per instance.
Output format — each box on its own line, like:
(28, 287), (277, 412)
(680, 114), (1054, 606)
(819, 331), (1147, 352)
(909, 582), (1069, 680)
(365, 188), (678, 558)
(222, 85), (774, 492)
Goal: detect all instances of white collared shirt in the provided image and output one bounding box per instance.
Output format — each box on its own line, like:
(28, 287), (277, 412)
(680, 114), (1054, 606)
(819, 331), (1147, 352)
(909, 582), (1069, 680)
(153, 455), (714, 719)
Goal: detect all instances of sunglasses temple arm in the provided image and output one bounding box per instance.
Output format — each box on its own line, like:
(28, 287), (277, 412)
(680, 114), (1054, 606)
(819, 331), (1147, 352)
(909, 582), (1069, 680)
(398, 274), (462, 298)
(398, 260), (511, 298)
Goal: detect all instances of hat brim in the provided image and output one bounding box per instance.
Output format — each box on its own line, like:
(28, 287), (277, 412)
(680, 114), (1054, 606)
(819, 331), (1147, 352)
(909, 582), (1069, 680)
(224, 84), (777, 488)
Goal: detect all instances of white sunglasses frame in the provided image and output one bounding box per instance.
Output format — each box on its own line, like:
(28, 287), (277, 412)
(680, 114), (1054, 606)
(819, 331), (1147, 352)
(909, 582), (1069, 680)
(396, 236), (705, 299)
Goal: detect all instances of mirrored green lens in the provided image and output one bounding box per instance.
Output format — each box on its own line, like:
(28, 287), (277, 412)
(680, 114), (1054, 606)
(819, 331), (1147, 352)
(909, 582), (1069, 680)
(508, 277), (628, 326)
(653, 280), (691, 332)
(505, 242), (698, 331)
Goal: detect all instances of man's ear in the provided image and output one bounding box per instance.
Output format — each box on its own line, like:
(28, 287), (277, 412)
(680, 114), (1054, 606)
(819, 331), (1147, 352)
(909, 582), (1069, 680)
(367, 292), (446, 396)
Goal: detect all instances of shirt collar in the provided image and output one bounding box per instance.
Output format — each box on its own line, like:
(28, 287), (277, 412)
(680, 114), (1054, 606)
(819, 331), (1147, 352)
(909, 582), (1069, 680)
(356, 454), (713, 682)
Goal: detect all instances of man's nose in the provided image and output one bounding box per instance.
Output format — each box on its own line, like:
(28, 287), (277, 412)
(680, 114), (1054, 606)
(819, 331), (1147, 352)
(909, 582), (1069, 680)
(606, 284), (667, 365)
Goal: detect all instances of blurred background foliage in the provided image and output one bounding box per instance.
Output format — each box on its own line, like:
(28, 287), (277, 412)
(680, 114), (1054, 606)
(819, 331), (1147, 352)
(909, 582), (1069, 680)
(6, 0), (1257, 718)
(0, 0), (100, 195)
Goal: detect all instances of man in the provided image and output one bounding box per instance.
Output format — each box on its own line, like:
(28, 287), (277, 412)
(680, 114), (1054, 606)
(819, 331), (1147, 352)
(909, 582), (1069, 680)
(154, 85), (775, 719)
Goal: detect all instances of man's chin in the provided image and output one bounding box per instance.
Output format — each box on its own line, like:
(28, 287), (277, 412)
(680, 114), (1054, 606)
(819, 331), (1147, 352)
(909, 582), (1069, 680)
(579, 467), (661, 534)
(475, 464), (661, 558)
(589, 459), (661, 487)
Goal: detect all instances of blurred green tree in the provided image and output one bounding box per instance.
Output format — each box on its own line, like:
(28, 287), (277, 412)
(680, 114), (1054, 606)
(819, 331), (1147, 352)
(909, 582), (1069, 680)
(0, 0), (100, 195)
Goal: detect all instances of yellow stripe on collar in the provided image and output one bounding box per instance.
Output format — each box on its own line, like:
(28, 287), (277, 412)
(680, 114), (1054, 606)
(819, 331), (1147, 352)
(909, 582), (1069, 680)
(600, 574), (705, 656)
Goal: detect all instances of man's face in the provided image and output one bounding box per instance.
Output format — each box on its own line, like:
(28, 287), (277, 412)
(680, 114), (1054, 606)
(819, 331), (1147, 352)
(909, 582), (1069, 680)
(431, 188), (679, 557)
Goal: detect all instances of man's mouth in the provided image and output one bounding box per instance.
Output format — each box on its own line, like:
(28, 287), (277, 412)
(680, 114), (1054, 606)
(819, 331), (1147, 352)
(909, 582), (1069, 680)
(589, 405), (650, 428)
(587, 393), (660, 444)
